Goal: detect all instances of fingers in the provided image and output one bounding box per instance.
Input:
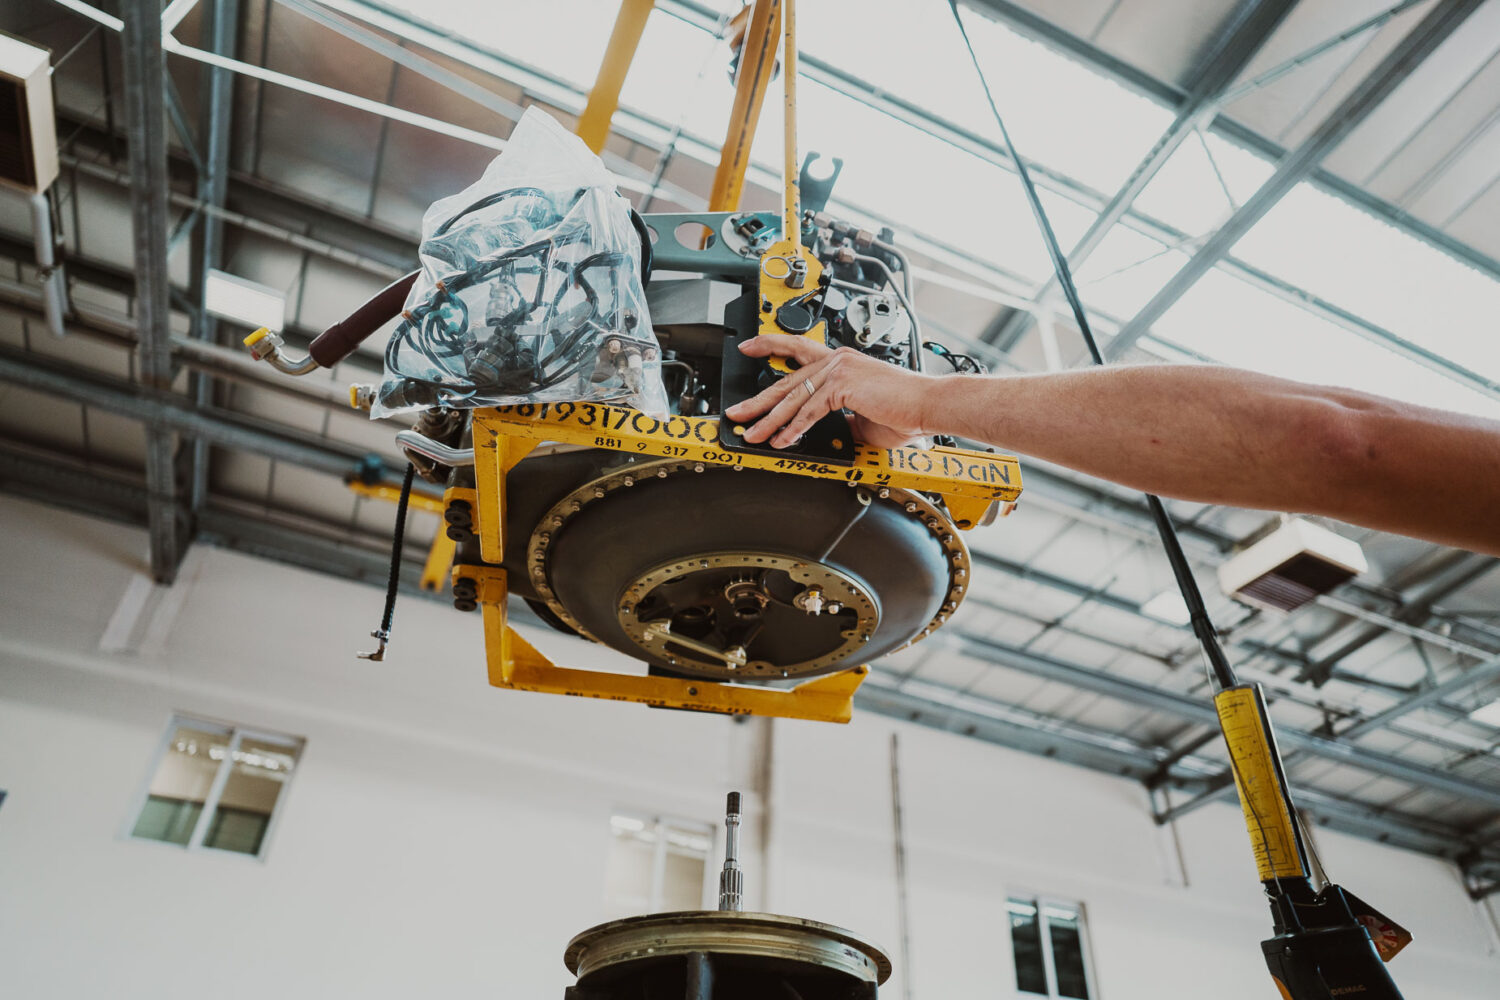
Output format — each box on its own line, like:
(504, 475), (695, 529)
(724, 349), (832, 428)
(735, 333), (833, 365)
(722, 336), (835, 427)
(740, 369), (830, 443)
(723, 372), (801, 429)
(769, 382), (839, 448)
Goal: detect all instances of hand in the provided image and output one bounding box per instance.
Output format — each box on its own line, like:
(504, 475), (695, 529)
(721, 335), (934, 450)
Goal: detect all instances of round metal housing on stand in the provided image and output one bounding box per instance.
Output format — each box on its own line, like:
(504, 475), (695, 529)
(563, 911), (891, 1000)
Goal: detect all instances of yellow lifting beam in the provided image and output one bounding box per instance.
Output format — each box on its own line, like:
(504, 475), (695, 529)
(472, 402), (1020, 543)
(576, 0), (656, 154)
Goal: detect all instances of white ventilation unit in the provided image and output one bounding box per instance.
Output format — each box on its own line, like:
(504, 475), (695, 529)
(0, 34), (58, 194)
(1217, 518), (1367, 614)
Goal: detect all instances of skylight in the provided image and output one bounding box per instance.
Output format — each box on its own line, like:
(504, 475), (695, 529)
(1233, 182), (1500, 384)
(1147, 267), (1500, 420)
(356, 0), (1500, 422)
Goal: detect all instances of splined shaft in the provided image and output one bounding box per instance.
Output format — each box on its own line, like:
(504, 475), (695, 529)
(718, 792), (744, 911)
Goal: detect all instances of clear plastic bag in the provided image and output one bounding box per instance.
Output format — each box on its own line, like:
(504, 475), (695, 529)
(372, 107), (667, 418)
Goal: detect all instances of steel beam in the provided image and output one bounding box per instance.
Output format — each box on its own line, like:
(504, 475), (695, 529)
(0, 342), (404, 481)
(1157, 778), (1500, 870)
(1340, 654), (1500, 741)
(986, 0), (1298, 351)
(961, 0), (1500, 286)
(1299, 551), (1497, 685)
(1098, 0), (1487, 359)
(188, 0), (242, 516)
(1275, 787), (1500, 868)
(857, 672), (1217, 786)
(120, 0), (183, 584)
(955, 632), (1500, 810)
(0, 442), (443, 605)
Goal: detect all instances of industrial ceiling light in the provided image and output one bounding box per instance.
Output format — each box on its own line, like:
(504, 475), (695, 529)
(204, 269), (286, 332)
(0, 34), (59, 194)
(1217, 518), (1367, 614)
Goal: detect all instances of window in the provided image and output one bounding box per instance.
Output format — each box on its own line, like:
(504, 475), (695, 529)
(1008, 897), (1095, 999)
(127, 716), (303, 860)
(604, 812), (714, 917)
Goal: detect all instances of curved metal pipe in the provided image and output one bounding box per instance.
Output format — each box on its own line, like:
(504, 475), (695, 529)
(395, 429), (475, 467)
(262, 350), (320, 376)
(243, 327), (320, 375)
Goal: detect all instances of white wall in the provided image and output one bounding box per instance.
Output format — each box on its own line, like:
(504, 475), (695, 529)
(0, 495), (1496, 999)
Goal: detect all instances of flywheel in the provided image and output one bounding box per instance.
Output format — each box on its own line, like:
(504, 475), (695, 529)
(522, 459), (969, 681)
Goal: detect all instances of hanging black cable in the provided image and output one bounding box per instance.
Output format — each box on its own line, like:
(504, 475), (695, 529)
(359, 462), (417, 662)
(946, 0), (1238, 692)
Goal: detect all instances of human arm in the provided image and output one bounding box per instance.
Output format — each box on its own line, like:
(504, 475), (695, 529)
(721, 335), (1500, 556)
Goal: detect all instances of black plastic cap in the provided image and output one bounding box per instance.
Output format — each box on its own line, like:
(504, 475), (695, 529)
(726, 791), (741, 815)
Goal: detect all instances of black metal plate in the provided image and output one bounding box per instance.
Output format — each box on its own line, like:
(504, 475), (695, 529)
(716, 293), (855, 465)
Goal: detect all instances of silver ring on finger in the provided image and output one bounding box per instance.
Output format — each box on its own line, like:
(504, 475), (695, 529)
(802, 378), (817, 397)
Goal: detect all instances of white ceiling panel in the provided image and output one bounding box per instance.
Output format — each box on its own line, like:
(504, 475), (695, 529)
(1323, 2), (1500, 181)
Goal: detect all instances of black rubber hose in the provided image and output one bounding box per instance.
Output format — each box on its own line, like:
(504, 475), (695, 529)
(374, 462), (417, 644)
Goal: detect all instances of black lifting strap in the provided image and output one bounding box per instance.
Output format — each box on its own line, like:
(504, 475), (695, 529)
(946, 0), (1237, 691)
(359, 462), (417, 662)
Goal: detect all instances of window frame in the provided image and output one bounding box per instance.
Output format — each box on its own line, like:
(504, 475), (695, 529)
(1007, 893), (1099, 1000)
(121, 712), (304, 862)
(605, 809), (716, 915)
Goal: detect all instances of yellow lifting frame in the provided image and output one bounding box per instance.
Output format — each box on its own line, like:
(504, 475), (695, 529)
(461, 403), (1020, 723)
